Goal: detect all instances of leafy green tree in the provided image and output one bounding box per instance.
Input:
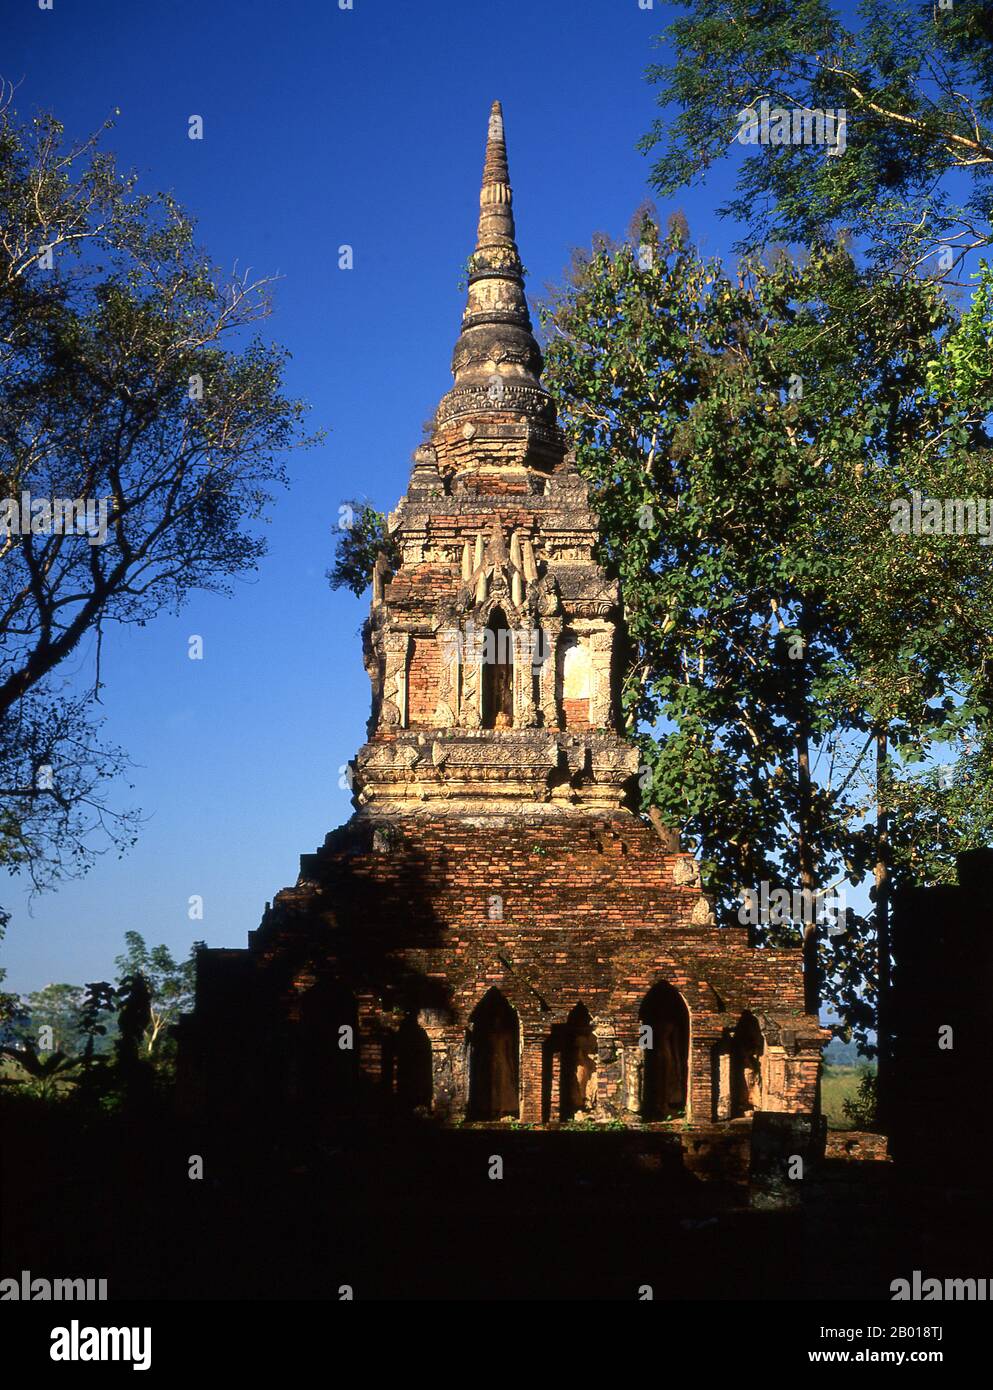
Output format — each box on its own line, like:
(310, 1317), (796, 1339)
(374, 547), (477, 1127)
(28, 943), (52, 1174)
(0, 1037), (80, 1100)
(641, 0), (993, 277)
(24, 981), (88, 1054)
(842, 1066), (880, 1131)
(328, 500), (393, 598)
(71, 980), (118, 1106)
(113, 931), (199, 1060)
(0, 92), (311, 907)
(637, 1), (993, 1075)
(539, 211), (993, 1043)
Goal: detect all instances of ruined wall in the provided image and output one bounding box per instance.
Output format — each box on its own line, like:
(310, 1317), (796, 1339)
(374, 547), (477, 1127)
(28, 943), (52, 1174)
(887, 848), (993, 1174)
(176, 812), (824, 1133)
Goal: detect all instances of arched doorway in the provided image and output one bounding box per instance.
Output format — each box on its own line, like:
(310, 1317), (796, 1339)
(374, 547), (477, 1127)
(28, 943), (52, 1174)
(557, 1002), (598, 1120)
(481, 607), (514, 729)
(468, 988), (520, 1119)
(639, 981), (689, 1120)
(730, 1010), (763, 1117)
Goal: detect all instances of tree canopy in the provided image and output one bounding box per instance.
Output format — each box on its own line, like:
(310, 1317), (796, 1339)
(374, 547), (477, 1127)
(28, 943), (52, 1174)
(0, 92), (311, 906)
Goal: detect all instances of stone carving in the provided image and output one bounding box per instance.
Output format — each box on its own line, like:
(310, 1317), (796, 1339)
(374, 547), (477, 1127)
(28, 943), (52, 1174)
(380, 632), (410, 730)
(673, 856), (702, 889)
(434, 631), (459, 727)
(690, 895), (717, 926)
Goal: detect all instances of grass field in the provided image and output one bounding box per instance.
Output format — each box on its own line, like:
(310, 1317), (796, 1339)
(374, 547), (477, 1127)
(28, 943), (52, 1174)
(821, 1063), (876, 1130)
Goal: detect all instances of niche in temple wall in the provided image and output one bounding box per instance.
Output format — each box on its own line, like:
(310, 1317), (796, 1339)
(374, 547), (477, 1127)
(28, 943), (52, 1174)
(558, 633), (594, 730)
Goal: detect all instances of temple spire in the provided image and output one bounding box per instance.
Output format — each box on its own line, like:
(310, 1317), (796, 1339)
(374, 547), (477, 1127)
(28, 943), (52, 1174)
(476, 100), (516, 254)
(432, 101), (552, 437)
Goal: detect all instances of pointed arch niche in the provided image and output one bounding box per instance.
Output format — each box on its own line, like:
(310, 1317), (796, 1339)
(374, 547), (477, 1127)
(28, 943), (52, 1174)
(544, 1002), (598, 1121)
(481, 606), (514, 728)
(468, 987), (520, 1119)
(639, 981), (690, 1120)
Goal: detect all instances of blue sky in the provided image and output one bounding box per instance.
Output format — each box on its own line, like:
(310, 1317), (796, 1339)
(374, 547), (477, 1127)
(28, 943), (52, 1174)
(3, 0), (748, 993)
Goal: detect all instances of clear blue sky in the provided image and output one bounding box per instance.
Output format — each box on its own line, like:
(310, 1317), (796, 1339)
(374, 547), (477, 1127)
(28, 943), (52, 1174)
(0, 0), (789, 993)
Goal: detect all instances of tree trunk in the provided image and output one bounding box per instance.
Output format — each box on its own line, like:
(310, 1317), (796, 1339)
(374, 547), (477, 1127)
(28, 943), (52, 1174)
(874, 727), (891, 1128)
(797, 726), (820, 1014)
(796, 610), (819, 1015)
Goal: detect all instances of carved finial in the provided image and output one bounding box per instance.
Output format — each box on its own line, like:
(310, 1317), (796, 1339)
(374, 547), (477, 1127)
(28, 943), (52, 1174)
(488, 516), (507, 565)
(436, 102), (547, 423)
(482, 100), (510, 192)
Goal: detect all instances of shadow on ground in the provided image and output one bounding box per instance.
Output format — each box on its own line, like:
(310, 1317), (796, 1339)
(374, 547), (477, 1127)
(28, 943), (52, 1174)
(2, 1099), (988, 1301)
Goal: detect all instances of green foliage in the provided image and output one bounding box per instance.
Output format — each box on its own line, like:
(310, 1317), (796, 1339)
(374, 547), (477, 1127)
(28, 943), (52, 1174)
(0, 1038), (80, 1099)
(0, 97), (313, 907)
(642, 0), (993, 275)
(327, 501), (394, 597)
(113, 930), (198, 1066)
(23, 982), (91, 1055)
(841, 1066), (880, 1131)
(540, 211), (993, 1049)
(3, 930), (200, 1109)
(927, 261), (993, 399)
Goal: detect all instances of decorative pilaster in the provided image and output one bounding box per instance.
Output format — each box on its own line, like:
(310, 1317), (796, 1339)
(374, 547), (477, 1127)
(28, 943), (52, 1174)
(380, 631), (410, 730)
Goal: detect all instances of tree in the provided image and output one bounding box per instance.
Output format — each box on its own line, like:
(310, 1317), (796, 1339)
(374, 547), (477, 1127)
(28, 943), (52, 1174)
(539, 211), (993, 1044)
(327, 500), (393, 598)
(23, 981), (88, 1054)
(0, 91), (311, 903)
(0, 1037), (80, 1100)
(635, 0), (993, 1072)
(641, 0), (993, 279)
(113, 930), (198, 1060)
(0, 689), (137, 895)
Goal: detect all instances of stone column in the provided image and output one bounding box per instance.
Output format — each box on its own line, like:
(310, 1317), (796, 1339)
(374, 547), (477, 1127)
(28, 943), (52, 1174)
(434, 628), (460, 726)
(594, 1020), (622, 1119)
(590, 624), (615, 728)
(539, 618), (561, 728)
(380, 631), (410, 730)
(513, 626), (538, 727)
(715, 1046), (732, 1120)
(460, 620), (482, 728)
(761, 1048), (787, 1113)
(420, 1013), (458, 1120)
(547, 1043), (560, 1123)
(520, 1032), (543, 1124)
(623, 1042), (644, 1116)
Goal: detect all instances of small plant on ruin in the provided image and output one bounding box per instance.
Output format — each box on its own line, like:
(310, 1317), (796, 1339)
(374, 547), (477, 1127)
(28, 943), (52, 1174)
(328, 502), (395, 599)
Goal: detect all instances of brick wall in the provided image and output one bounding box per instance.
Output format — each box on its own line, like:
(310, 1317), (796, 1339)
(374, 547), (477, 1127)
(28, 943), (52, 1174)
(177, 811), (823, 1135)
(562, 697), (592, 730)
(407, 638), (440, 725)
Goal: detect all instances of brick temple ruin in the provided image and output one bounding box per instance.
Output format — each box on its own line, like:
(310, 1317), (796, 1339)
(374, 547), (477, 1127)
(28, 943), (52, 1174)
(176, 103), (827, 1165)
